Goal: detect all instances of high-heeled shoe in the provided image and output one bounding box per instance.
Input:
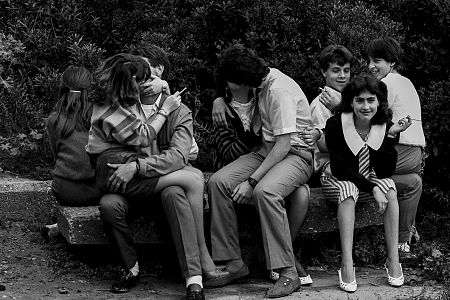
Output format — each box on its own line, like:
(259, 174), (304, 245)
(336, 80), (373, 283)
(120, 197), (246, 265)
(338, 268), (357, 293)
(384, 262), (404, 287)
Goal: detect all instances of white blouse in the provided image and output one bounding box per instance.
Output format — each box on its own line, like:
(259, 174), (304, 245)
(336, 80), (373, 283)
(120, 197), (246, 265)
(230, 98), (255, 132)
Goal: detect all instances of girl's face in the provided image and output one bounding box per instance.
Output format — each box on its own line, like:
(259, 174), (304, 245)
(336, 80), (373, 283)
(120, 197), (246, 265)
(323, 62), (351, 92)
(352, 90), (379, 122)
(368, 57), (393, 80)
(227, 81), (250, 92)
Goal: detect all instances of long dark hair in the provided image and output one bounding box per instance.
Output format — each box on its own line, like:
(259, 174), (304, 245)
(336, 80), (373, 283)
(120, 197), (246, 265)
(340, 73), (391, 125)
(96, 53), (150, 108)
(47, 66), (93, 139)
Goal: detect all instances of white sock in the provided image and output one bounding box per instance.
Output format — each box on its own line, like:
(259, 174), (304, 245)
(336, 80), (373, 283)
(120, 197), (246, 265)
(129, 261), (139, 276)
(186, 275), (203, 288)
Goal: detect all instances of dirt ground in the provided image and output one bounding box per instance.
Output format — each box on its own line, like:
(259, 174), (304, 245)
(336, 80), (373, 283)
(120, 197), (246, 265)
(0, 219), (446, 300)
(0, 171), (447, 299)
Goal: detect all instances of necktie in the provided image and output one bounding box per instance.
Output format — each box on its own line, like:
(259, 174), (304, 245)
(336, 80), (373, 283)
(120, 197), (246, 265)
(359, 144), (370, 178)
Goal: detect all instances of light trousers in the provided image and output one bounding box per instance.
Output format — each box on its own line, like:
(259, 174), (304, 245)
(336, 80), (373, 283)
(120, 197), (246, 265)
(208, 149), (312, 270)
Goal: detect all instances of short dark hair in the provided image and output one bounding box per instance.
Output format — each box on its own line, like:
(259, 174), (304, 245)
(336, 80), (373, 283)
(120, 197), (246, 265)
(318, 45), (354, 71)
(215, 44), (269, 88)
(367, 37), (403, 69)
(340, 73), (391, 125)
(130, 42), (171, 77)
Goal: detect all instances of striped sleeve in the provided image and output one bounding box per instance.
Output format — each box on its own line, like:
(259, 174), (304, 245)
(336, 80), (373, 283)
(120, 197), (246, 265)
(213, 124), (251, 170)
(95, 105), (157, 147)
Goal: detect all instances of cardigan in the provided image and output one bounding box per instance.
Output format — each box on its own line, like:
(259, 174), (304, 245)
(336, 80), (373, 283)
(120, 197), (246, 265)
(212, 102), (261, 171)
(325, 113), (399, 193)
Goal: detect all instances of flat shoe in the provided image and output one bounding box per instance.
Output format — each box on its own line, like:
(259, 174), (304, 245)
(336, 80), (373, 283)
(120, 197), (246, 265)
(186, 283), (205, 300)
(202, 269), (229, 283)
(385, 262), (404, 287)
(204, 263), (249, 288)
(338, 268), (357, 293)
(266, 275), (301, 298)
(111, 270), (139, 293)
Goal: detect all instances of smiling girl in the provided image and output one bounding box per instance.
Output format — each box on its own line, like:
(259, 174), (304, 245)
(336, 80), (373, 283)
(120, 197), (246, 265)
(321, 74), (411, 292)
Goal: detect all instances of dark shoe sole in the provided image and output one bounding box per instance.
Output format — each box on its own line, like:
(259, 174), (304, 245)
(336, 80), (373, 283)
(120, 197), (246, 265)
(204, 264), (249, 288)
(266, 276), (301, 298)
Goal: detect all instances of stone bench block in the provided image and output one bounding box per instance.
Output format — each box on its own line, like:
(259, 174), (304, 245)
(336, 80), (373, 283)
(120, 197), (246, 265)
(57, 187), (383, 245)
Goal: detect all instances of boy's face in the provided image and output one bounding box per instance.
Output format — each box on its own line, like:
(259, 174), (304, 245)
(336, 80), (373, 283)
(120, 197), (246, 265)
(368, 57), (391, 80)
(322, 62), (351, 92)
(143, 57), (163, 78)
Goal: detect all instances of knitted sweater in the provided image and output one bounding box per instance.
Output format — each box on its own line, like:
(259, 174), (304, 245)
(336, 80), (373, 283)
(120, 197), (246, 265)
(47, 120), (95, 181)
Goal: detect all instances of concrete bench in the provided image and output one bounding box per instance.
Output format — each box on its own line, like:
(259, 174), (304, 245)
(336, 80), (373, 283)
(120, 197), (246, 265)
(56, 173), (383, 245)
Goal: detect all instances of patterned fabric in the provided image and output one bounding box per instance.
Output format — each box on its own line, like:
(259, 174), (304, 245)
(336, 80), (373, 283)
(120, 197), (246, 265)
(86, 103), (157, 154)
(359, 145), (371, 178)
(230, 98), (255, 132)
(321, 162), (396, 204)
(212, 98), (261, 171)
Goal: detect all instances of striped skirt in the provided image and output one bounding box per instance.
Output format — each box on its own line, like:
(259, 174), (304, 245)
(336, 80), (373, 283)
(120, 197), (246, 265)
(320, 163), (396, 204)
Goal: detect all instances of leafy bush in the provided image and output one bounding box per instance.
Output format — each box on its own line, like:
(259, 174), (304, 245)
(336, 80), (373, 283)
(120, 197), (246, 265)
(0, 0), (449, 190)
(420, 80), (450, 190)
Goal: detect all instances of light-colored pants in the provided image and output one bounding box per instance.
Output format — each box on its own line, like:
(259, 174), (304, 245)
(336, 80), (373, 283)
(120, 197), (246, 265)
(392, 144), (424, 243)
(99, 185), (202, 278)
(208, 149), (312, 270)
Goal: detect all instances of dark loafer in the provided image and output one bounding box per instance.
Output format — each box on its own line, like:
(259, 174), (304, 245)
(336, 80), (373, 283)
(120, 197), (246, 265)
(203, 269), (229, 282)
(186, 283), (205, 300)
(266, 275), (301, 298)
(111, 270), (140, 293)
(204, 263), (249, 288)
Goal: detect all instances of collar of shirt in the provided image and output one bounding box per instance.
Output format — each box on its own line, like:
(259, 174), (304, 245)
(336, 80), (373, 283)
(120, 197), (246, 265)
(341, 112), (386, 156)
(141, 93), (163, 120)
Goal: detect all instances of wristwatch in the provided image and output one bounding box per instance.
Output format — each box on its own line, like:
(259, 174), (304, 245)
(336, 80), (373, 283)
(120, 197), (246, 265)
(247, 177), (258, 188)
(157, 108), (169, 118)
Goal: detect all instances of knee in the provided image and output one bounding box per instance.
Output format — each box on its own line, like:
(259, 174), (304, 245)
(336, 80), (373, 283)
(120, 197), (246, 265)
(292, 185), (310, 207)
(99, 194), (126, 223)
(160, 186), (186, 209)
(208, 170), (227, 190)
(387, 189), (399, 204)
(339, 197), (356, 208)
(253, 184), (276, 204)
(190, 168), (204, 188)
